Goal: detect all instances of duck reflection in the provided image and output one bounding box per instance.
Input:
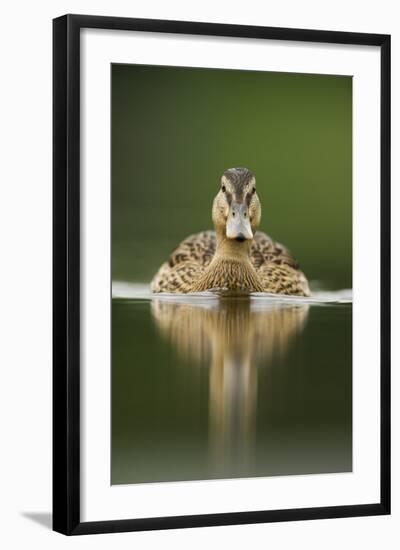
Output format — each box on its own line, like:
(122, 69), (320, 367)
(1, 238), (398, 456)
(151, 295), (309, 475)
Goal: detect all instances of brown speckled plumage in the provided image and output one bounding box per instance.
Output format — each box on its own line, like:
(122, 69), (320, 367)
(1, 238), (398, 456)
(151, 230), (310, 295)
(151, 168), (310, 296)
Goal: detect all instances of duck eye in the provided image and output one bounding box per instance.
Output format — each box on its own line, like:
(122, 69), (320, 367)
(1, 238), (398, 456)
(252, 187), (256, 194)
(221, 185), (226, 193)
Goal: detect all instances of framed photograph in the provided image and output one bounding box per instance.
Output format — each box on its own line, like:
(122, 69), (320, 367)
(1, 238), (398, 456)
(53, 14), (390, 535)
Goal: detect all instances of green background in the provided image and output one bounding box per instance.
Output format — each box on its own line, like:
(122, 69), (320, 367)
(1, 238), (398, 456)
(112, 64), (352, 289)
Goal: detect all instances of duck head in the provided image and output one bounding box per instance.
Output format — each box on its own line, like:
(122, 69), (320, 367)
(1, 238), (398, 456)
(212, 167), (261, 242)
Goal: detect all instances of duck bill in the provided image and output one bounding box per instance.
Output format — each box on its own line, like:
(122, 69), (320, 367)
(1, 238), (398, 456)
(226, 203), (253, 241)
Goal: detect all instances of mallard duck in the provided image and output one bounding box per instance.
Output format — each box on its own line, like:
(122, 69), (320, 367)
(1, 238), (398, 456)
(151, 167), (310, 296)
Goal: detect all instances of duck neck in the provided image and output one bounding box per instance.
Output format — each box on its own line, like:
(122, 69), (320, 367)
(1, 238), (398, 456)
(190, 230), (263, 292)
(214, 232), (252, 262)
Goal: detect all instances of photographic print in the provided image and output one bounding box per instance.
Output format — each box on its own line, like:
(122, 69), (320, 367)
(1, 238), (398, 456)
(111, 63), (352, 486)
(53, 15), (390, 534)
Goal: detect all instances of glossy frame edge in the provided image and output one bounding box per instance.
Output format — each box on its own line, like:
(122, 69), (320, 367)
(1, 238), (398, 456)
(52, 13), (391, 536)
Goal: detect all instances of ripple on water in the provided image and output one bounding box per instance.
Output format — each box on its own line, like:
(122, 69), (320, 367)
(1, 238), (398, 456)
(112, 281), (352, 306)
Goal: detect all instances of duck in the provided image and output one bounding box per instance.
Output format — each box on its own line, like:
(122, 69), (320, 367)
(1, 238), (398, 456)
(151, 167), (310, 296)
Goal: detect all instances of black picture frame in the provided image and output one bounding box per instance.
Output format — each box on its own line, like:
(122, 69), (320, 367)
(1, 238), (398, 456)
(53, 14), (391, 535)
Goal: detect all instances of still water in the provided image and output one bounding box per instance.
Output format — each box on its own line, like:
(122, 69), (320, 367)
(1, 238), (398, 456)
(111, 284), (352, 485)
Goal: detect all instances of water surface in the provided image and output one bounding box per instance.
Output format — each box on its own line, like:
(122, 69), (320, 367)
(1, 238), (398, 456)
(111, 284), (352, 485)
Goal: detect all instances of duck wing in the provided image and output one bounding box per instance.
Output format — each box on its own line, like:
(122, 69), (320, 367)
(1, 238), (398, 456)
(250, 231), (300, 270)
(151, 231), (216, 293)
(250, 231), (310, 296)
(166, 230), (217, 268)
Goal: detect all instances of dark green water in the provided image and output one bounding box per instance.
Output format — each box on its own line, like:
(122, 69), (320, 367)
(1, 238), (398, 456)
(111, 294), (352, 485)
